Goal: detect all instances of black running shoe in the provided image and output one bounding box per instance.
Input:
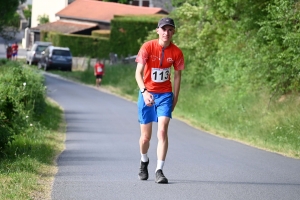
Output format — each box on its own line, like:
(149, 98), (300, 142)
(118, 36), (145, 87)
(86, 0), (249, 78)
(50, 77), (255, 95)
(155, 169), (168, 184)
(138, 160), (149, 180)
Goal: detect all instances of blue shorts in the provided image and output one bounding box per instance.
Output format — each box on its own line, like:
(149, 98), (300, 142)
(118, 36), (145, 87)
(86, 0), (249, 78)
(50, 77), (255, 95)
(137, 92), (173, 124)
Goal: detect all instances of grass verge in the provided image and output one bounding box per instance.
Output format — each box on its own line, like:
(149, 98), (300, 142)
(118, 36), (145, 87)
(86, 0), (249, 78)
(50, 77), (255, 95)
(0, 98), (65, 200)
(174, 85), (300, 158)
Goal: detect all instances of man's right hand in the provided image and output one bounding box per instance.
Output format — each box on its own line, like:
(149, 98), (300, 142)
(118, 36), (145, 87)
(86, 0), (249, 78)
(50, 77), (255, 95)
(143, 91), (155, 106)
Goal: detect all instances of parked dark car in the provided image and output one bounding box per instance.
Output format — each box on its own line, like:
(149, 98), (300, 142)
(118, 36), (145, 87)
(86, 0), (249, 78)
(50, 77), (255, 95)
(26, 41), (52, 65)
(38, 46), (72, 71)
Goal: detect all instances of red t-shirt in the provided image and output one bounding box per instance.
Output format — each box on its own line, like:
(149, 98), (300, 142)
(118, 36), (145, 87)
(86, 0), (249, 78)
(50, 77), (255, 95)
(12, 43), (18, 53)
(135, 39), (184, 93)
(6, 46), (12, 56)
(94, 62), (104, 75)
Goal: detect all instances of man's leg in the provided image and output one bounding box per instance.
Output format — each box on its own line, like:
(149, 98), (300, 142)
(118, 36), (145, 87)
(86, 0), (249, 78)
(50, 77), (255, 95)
(96, 78), (99, 87)
(157, 116), (170, 161)
(138, 123), (152, 180)
(155, 116), (170, 184)
(140, 123), (152, 154)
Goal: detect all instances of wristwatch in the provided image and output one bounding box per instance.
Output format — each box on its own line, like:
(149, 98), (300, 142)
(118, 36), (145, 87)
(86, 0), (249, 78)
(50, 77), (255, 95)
(141, 88), (147, 93)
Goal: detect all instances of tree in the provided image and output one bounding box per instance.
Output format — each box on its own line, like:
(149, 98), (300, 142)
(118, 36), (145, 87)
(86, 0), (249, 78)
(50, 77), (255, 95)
(170, 0), (300, 93)
(23, 4), (32, 20)
(0, 0), (26, 42)
(37, 14), (49, 25)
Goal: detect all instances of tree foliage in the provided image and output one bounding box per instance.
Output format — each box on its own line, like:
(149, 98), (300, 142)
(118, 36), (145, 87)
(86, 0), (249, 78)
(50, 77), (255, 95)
(0, 61), (46, 151)
(23, 4), (32, 20)
(0, 0), (25, 41)
(37, 14), (49, 25)
(167, 0), (300, 94)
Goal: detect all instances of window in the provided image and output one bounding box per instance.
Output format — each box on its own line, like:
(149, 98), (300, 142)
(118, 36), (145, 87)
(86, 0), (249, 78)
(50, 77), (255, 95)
(36, 45), (48, 53)
(52, 50), (71, 56)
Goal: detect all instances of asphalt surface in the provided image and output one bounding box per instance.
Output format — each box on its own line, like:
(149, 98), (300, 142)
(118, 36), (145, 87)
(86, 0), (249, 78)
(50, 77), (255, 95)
(45, 73), (300, 200)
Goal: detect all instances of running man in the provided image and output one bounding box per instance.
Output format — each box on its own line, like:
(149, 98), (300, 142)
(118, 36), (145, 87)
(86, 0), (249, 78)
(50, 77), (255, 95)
(94, 59), (105, 87)
(11, 42), (18, 60)
(6, 44), (12, 60)
(135, 17), (185, 184)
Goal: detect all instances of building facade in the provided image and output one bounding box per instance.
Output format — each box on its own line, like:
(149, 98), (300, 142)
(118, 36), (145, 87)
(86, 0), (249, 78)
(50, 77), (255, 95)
(31, 0), (68, 28)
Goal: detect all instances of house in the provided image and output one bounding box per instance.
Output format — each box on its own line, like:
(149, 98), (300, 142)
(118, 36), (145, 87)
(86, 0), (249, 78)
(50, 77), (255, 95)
(31, 0), (70, 28)
(132, 0), (173, 12)
(28, 0), (168, 44)
(67, 0), (174, 12)
(30, 0), (172, 29)
(55, 0), (168, 30)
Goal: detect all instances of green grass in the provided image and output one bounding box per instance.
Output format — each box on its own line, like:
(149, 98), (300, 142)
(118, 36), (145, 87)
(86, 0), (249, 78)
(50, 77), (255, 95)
(52, 65), (300, 158)
(0, 98), (65, 200)
(174, 85), (300, 158)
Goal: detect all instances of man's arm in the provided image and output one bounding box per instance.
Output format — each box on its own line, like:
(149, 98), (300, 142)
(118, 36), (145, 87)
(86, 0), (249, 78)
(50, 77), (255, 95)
(135, 63), (145, 90)
(135, 63), (154, 106)
(172, 70), (182, 111)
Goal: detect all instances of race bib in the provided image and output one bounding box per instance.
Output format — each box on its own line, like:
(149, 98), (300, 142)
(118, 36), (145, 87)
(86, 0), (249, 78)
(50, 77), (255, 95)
(151, 68), (170, 83)
(97, 67), (103, 72)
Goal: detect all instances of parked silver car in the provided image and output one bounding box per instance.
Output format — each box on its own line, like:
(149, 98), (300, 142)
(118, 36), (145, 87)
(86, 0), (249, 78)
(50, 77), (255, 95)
(26, 41), (52, 65)
(38, 46), (72, 71)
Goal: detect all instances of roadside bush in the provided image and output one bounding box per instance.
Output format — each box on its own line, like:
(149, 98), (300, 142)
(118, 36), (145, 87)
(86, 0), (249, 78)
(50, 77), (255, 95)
(110, 15), (166, 57)
(0, 59), (8, 66)
(0, 61), (46, 152)
(42, 31), (110, 58)
(171, 1), (300, 94)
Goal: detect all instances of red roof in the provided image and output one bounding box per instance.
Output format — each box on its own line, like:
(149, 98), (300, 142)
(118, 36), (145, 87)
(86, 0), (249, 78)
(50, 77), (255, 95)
(56, 0), (168, 23)
(31, 20), (98, 33)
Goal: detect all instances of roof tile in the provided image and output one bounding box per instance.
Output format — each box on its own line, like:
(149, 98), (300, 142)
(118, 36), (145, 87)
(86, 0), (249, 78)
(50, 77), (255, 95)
(31, 20), (98, 33)
(56, 0), (168, 23)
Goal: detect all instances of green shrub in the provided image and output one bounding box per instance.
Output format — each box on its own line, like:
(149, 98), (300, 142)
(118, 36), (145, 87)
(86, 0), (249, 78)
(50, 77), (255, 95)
(110, 15), (166, 57)
(171, 1), (300, 94)
(42, 31), (110, 58)
(0, 62), (46, 151)
(0, 59), (8, 66)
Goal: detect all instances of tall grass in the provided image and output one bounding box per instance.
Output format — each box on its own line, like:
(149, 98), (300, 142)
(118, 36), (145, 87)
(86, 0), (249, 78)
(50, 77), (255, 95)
(51, 65), (300, 158)
(0, 99), (65, 200)
(174, 85), (300, 157)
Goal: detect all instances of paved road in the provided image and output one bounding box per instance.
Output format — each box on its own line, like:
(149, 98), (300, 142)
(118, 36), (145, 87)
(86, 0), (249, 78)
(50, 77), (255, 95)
(45, 73), (300, 200)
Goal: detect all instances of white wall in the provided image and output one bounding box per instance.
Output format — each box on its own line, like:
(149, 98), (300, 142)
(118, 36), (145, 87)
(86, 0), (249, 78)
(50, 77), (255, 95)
(31, 0), (68, 28)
